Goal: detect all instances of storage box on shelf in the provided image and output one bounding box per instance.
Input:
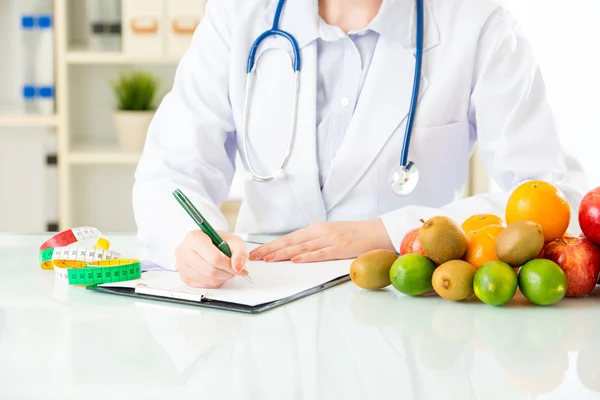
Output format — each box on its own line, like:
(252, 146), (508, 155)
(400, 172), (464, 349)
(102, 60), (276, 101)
(122, 0), (207, 59)
(69, 0), (206, 59)
(122, 0), (164, 58)
(165, 0), (206, 58)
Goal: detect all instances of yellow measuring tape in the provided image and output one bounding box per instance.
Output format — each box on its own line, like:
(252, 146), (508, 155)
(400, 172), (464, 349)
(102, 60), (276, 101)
(39, 227), (142, 285)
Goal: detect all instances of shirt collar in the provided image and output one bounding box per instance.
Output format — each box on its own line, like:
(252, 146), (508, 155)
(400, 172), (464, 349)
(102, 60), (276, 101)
(261, 0), (320, 49)
(316, 0), (408, 42)
(261, 0), (440, 51)
(376, 0), (441, 52)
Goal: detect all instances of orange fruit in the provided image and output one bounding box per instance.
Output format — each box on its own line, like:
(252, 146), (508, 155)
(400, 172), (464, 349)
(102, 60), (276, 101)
(505, 180), (570, 242)
(461, 214), (504, 234)
(464, 224), (504, 268)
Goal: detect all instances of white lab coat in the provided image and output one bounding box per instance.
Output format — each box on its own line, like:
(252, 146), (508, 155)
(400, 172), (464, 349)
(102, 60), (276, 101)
(132, 0), (586, 271)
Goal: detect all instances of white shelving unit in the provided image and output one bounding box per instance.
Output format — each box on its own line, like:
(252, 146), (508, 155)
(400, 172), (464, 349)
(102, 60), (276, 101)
(65, 50), (182, 65)
(69, 137), (142, 165)
(0, 115), (58, 127)
(48, 0), (207, 232)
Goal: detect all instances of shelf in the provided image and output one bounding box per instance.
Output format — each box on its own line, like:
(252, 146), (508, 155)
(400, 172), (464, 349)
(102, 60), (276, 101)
(0, 115), (59, 128)
(68, 137), (142, 165)
(66, 51), (182, 65)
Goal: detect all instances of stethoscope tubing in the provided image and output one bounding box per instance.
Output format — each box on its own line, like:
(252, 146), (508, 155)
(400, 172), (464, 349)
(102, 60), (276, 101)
(241, 71), (300, 182)
(241, 0), (424, 186)
(400, 0), (424, 168)
(247, 0), (301, 73)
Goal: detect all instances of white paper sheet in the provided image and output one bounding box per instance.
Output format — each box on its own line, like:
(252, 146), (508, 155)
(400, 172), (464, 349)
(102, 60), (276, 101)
(100, 255), (352, 307)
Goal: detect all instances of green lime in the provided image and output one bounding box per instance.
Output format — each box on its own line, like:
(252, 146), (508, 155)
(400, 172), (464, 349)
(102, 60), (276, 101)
(518, 259), (567, 306)
(473, 261), (518, 306)
(389, 254), (436, 296)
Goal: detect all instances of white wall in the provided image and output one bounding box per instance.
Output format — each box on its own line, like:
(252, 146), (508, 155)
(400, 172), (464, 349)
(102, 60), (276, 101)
(485, 0), (600, 192)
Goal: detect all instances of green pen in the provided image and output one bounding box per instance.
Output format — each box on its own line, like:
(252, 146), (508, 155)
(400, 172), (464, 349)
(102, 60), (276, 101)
(173, 188), (252, 283)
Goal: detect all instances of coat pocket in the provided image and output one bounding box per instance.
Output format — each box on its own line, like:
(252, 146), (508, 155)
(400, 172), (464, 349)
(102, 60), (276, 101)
(377, 120), (472, 213)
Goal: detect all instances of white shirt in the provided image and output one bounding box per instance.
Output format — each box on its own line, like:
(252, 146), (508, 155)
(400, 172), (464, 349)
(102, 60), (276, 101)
(316, 18), (379, 188)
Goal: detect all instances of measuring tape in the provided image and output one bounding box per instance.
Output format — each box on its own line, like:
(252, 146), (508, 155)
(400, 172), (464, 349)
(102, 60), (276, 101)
(40, 246), (121, 269)
(40, 227), (142, 286)
(40, 226), (109, 251)
(39, 227), (112, 270)
(54, 259), (141, 285)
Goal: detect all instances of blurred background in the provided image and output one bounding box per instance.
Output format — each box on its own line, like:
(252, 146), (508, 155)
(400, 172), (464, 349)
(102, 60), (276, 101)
(0, 0), (598, 234)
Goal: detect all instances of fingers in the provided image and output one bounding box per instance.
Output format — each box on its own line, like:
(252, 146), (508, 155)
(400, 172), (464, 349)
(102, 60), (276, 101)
(178, 248), (235, 281)
(261, 238), (325, 262)
(175, 247), (235, 289)
(249, 225), (321, 260)
(225, 234), (249, 274)
(185, 231), (235, 274)
(177, 261), (229, 289)
(291, 247), (336, 263)
(174, 230), (250, 289)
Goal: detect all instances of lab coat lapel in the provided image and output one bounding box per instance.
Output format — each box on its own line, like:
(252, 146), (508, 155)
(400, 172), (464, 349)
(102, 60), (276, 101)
(285, 42), (327, 225)
(321, 35), (431, 211)
(256, 0), (325, 226)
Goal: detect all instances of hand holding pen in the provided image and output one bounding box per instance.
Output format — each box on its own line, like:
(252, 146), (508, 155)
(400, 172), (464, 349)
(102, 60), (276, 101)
(173, 189), (252, 288)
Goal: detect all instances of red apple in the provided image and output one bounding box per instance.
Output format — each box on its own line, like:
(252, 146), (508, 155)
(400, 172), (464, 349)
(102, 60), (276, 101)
(579, 187), (600, 246)
(400, 227), (425, 256)
(543, 237), (600, 297)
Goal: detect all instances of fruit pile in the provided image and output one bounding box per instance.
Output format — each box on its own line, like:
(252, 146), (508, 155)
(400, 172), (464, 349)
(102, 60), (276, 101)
(350, 181), (600, 306)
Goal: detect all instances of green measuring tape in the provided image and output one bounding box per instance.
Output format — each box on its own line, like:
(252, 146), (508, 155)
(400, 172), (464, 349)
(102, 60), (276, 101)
(54, 259), (141, 285)
(41, 227), (143, 286)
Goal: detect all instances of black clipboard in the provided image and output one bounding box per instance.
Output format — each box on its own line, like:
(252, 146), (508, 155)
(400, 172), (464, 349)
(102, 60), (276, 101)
(85, 273), (351, 314)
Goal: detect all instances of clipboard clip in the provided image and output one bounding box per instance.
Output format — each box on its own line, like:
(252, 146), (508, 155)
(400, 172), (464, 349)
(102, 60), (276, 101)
(134, 283), (206, 302)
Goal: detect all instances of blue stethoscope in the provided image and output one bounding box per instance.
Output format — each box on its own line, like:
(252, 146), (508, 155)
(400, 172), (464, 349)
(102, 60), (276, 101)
(241, 0), (424, 196)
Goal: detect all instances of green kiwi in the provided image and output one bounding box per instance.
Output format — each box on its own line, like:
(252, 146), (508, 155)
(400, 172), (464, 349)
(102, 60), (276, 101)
(419, 216), (468, 264)
(432, 260), (477, 301)
(495, 220), (545, 267)
(350, 249), (398, 289)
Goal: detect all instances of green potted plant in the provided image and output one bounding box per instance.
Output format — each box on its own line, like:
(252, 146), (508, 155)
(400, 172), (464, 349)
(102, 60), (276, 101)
(111, 70), (159, 150)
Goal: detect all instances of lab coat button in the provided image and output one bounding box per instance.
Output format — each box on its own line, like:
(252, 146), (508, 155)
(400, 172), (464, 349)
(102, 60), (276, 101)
(341, 97), (350, 107)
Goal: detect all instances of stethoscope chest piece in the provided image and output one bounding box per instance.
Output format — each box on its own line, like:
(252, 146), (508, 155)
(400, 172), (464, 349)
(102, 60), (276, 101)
(389, 161), (419, 196)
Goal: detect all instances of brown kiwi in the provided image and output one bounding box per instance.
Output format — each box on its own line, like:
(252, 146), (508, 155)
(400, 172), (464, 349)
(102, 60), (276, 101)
(495, 220), (545, 267)
(419, 216), (468, 264)
(350, 249), (398, 290)
(432, 260), (477, 301)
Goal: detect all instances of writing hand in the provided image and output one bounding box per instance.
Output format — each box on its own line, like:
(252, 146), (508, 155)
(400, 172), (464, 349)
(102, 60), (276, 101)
(175, 230), (248, 288)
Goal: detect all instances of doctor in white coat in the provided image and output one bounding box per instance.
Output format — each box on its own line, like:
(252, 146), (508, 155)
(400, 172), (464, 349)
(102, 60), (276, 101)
(132, 0), (585, 288)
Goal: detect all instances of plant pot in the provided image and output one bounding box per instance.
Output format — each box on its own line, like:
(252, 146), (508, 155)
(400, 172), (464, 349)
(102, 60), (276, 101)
(113, 110), (155, 150)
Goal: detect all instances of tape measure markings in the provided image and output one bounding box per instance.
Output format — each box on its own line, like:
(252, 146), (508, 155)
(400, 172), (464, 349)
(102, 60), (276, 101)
(40, 227), (104, 251)
(54, 259), (141, 285)
(40, 246), (121, 263)
(39, 246), (121, 270)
